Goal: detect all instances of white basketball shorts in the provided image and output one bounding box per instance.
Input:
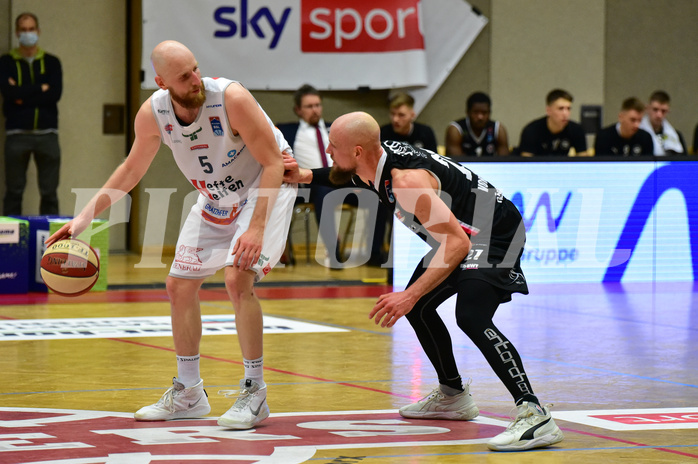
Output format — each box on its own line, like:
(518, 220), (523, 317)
(169, 182), (297, 282)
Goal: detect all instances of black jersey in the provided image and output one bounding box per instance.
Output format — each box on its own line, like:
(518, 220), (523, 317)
(451, 118), (499, 156)
(364, 141), (529, 296)
(518, 116), (587, 156)
(594, 124), (654, 156)
(380, 122), (438, 152)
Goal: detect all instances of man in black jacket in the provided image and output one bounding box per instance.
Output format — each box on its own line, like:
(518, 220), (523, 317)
(0, 12), (62, 215)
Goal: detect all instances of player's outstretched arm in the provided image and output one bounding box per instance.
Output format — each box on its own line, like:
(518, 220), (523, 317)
(282, 153), (313, 184)
(46, 99), (162, 246)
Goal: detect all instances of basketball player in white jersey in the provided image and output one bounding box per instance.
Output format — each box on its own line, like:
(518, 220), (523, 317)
(46, 40), (297, 429)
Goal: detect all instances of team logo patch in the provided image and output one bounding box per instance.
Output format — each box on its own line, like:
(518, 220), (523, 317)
(175, 245), (203, 265)
(385, 180), (395, 203)
(0, 408), (506, 463)
(182, 127), (203, 141)
(210, 116), (224, 136)
(164, 123), (173, 135)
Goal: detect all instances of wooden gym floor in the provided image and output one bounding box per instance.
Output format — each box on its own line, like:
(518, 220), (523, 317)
(1, 250), (697, 463)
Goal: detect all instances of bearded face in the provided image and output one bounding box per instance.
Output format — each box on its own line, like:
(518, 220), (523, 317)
(329, 164), (356, 185)
(170, 82), (206, 109)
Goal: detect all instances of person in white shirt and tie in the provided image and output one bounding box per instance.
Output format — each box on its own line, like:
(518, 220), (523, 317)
(278, 85), (344, 267)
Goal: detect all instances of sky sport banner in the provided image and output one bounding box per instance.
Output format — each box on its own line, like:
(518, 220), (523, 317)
(142, 0), (486, 100)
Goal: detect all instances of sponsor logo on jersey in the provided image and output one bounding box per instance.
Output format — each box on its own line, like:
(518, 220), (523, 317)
(384, 180), (395, 203)
(191, 177), (246, 201)
(301, 1), (424, 53)
(190, 144), (209, 151)
(202, 200), (247, 225)
(175, 245), (203, 265)
(222, 147), (245, 167)
(257, 253), (271, 267)
(209, 116), (224, 136)
(182, 127), (203, 141)
(206, 103), (223, 108)
(204, 203), (231, 218)
(459, 221), (480, 236)
(508, 269), (526, 285)
(157, 109), (170, 114)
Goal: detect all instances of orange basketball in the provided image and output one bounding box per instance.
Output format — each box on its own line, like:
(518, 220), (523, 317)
(40, 239), (100, 296)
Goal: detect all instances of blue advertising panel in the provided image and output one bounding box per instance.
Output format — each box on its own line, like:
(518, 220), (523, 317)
(392, 160), (697, 289)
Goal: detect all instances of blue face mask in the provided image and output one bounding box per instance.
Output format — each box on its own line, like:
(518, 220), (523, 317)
(18, 31), (39, 47)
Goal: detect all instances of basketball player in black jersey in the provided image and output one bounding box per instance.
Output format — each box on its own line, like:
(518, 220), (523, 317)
(446, 92), (509, 157)
(283, 112), (564, 452)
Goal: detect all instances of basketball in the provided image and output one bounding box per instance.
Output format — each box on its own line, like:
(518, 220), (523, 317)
(40, 239), (100, 297)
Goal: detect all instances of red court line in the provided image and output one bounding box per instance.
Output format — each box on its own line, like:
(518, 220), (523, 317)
(111, 337), (413, 399)
(108, 339), (698, 459)
(0, 285), (390, 306)
(565, 428), (698, 459)
(255, 285), (391, 300)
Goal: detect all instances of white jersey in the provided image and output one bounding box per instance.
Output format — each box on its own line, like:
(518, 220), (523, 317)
(151, 77), (290, 224)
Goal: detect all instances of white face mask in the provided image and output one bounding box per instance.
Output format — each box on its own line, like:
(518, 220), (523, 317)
(18, 31), (39, 47)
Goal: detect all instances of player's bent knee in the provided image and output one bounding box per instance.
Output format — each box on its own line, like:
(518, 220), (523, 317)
(166, 275), (203, 300)
(224, 267), (256, 304)
(455, 313), (489, 337)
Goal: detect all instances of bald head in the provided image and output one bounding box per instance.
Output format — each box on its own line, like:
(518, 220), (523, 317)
(327, 112), (383, 185)
(333, 111), (381, 154)
(151, 40), (196, 81)
(149, 40), (205, 109)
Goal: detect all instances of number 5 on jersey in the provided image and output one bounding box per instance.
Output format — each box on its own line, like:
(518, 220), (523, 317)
(199, 156), (213, 173)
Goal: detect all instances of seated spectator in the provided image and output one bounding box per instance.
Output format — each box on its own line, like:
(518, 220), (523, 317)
(639, 90), (687, 155)
(277, 84), (343, 267)
(518, 89), (588, 157)
(446, 91), (509, 157)
(594, 97), (653, 156)
(380, 92), (437, 152)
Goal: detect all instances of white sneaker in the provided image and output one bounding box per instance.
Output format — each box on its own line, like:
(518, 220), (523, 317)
(399, 382), (479, 420)
(487, 402), (564, 451)
(217, 379), (270, 429)
(134, 377), (210, 421)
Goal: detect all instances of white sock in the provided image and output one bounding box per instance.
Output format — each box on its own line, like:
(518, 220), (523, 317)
(176, 354), (201, 387)
(243, 356), (265, 387)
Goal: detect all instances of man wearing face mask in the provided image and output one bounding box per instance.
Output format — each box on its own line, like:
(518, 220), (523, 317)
(0, 12), (62, 215)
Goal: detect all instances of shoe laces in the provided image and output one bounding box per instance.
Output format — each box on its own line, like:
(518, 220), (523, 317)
(505, 403), (553, 432)
(420, 387), (445, 403)
(156, 381), (184, 413)
(218, 386), (253, 411)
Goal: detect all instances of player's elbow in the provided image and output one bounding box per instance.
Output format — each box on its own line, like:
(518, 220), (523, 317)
(448, 234), (470, 263)
(458, 236), (471, 260)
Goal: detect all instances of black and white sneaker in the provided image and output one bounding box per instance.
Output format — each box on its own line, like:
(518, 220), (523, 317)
(487, 402), (564, 451)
